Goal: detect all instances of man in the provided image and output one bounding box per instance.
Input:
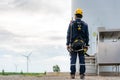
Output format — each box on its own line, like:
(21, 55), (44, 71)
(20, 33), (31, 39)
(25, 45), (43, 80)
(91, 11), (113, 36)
(66, 8), (89, 79)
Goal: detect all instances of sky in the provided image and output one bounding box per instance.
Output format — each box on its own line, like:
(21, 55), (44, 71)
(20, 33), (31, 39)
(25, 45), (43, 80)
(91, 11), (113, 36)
(0, 0), (71, 72)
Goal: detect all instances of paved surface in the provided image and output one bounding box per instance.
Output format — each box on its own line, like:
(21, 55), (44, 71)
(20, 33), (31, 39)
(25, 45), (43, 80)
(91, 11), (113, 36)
(0, 75), (120, 80)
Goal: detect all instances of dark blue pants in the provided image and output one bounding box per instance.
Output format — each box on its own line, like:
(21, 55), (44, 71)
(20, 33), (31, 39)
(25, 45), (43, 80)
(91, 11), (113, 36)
(70, 51), (85, 75)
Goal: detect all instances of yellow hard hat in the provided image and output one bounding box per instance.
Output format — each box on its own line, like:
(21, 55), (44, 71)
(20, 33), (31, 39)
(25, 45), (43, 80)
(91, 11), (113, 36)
(75, 8), (83, 15)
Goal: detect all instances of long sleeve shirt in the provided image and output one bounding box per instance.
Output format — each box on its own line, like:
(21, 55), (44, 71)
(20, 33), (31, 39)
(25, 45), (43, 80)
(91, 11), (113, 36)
(66, 18), (89, 46)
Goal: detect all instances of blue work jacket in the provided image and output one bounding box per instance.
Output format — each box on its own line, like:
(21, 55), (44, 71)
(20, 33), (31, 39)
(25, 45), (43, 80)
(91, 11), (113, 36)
(66, 18), (89, 46)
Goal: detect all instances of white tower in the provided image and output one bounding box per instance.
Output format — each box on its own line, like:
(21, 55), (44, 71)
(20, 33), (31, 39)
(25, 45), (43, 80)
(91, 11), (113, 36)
(71, 0), (120, 74)
(71, 0), (120, 54)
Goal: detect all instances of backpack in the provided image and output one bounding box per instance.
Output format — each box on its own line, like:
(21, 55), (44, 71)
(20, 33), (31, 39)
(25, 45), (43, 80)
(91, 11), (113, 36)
(70, 21), (85, 51)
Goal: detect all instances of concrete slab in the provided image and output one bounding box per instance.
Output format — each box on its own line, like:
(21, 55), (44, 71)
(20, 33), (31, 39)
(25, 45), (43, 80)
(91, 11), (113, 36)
(0, 74), (120, 80)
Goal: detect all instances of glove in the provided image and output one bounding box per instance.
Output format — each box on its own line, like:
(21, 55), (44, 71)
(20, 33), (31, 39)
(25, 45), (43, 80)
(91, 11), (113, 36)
(67, 45), (72, 52)
(83, 46), (88, 53)
(83, 46), (90, 57)
(67, 45), (73, 56)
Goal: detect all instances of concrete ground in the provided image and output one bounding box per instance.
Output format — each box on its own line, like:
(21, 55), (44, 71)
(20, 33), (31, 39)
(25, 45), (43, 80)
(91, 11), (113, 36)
(0, 75), (120, 80)
(41, 76), (120, 80)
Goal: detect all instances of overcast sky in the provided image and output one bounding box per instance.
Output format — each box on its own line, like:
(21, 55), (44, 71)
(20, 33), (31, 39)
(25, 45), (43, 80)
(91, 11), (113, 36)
(0, 0), (71, 72)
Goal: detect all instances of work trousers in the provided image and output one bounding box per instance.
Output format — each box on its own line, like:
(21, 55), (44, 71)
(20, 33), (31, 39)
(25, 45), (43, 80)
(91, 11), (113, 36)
(70, 51), (85, 75)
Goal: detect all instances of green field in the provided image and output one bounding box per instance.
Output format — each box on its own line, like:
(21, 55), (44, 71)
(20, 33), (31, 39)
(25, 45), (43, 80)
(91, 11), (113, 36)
(0, 72), (45, 76)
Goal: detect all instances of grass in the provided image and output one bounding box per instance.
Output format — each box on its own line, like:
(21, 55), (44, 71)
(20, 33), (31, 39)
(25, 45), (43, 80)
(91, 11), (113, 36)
(0, 72), (45, 76)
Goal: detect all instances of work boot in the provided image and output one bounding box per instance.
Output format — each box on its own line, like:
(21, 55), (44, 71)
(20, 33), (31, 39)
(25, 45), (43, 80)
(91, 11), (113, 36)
(71, 74), (75, 79)
(80, 74), (85, 79)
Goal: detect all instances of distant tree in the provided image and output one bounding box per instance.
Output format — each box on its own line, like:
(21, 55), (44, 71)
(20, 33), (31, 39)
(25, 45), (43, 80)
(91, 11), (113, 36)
(20, 70), (23, 74)
(2, 69), (5, 75)
(44, 71), (46, 75)
(53, 65), (60, 72)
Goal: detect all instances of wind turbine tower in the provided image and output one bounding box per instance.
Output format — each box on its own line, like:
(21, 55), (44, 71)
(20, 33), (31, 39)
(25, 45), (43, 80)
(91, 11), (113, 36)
(23, 52), (32, 73)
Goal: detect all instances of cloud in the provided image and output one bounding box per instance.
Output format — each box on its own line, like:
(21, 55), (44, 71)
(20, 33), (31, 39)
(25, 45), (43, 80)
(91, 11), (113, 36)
(0, 29), (16, 41)
(0, 28), (66, 56)
(45, 55), (69, 63)
(0, 0), (71, 72)
(0, 28), (66, 54)
(14, 0), (66, 14)
(0, 0), (67, 16)
(42, 55), (70, 72)
(0, 11), (67, 53)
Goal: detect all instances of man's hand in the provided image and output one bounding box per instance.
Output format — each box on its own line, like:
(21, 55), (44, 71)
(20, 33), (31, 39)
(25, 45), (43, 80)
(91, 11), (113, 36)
(67, 45), (70, 49)
(83, 46), (90, 57)
(67, 45), (72, 56)
(67, 45), (70, 51)
(67, 45), (72, 52)
(83, 46), (88, 52)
